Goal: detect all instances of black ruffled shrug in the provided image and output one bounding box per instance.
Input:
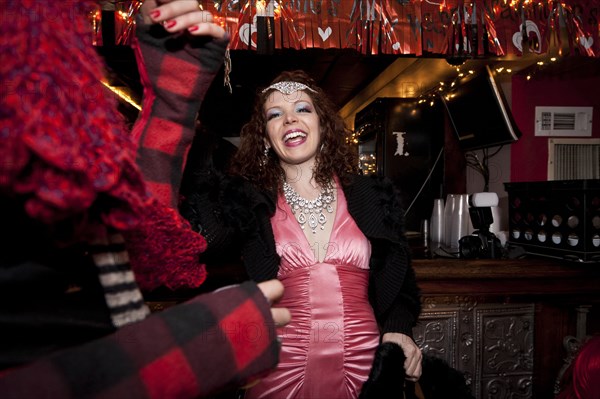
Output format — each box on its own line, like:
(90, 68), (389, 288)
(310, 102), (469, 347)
(181, 172), (421, 336)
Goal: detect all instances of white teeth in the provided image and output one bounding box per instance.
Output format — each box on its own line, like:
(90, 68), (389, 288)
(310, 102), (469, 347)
(284, 131), (306, 142)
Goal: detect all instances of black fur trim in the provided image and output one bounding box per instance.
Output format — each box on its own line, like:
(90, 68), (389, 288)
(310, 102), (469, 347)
(359, 342), (407, 399)
(359, 343), (475, 399)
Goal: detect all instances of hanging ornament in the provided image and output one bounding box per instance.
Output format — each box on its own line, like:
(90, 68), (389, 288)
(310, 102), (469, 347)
(87, 0), (598, 59)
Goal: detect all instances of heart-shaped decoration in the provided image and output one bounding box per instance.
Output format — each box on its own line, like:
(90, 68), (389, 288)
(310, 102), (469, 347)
(239, 22), (257, 48)
(392, 42), (401, 51)
(318, 26), (332, 42)
(512, 20), (542, 53)
(580, 35), (594, 49)
(512, 31), (524, 52)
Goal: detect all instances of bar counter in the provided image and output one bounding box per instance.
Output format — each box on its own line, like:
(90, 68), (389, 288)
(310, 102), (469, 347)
(146, 256), (600, 398)
(412, 256), (600, 398)
(413, 257), (600, 296)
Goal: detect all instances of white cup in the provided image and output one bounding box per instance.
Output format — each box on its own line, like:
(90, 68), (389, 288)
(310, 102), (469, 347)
(430, 199), (445, 247)
(448, 194), (471, 249)
(444, 194), (458, 247)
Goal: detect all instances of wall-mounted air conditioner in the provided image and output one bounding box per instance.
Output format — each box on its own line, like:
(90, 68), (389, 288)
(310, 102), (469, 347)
(535, 106), (593, 137)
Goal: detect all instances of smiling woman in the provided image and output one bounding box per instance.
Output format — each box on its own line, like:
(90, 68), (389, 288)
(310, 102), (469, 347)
(179, 70), (423, 398)
(264, 89), (321, 168)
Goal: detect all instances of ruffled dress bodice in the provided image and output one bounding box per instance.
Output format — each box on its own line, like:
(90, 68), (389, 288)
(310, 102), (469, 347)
(245, 184), (379, 399)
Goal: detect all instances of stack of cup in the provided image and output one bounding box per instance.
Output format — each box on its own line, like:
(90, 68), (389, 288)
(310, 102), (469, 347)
(430, 199), (445, 248)
(445, 194), (472, 250)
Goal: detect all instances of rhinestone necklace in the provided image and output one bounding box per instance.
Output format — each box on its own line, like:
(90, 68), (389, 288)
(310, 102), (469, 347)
(283, 180), (335, 234)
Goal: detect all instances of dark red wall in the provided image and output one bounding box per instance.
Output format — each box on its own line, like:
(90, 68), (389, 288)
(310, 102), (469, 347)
(510, 71), (600, 182)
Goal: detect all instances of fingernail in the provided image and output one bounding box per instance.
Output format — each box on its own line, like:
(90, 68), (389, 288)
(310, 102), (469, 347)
(149, 10), (160, 19)
(188, 25), (199, 32)
(164, 20), (176, 29)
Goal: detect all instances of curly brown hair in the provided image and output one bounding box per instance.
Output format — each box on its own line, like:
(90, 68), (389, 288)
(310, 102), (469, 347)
(229, 70), (359, 193)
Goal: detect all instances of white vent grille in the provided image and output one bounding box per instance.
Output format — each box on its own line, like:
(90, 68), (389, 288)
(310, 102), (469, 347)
(535, 106), (593, 137)
(548, 138), (600, 180)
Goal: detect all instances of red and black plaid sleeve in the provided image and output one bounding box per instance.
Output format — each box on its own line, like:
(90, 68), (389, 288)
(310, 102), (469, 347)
(131, 15), (229, 209)
(0, 281), (279, 399)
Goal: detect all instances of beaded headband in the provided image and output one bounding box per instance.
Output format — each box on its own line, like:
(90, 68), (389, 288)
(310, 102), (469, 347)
(262, 81), (317, 95)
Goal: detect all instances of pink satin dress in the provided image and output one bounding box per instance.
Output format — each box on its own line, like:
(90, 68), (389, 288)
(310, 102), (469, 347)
(245, 185), (380, 399)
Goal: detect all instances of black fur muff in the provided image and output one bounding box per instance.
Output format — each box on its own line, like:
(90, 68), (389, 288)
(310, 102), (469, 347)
(359, 342), (475, 399)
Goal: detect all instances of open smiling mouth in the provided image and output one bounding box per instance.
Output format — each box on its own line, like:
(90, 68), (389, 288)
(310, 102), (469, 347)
(284, 131), (307, 143)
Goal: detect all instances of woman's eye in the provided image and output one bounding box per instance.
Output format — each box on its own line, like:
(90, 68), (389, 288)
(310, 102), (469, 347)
(296, 106), (312, 113)
(266, 111), (281, 120)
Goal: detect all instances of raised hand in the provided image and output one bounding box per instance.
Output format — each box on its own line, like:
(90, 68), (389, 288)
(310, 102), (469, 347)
(140, 0), (226, 39)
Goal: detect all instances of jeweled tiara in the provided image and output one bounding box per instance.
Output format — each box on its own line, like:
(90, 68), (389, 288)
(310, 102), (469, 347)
(262, 81), (317, 95)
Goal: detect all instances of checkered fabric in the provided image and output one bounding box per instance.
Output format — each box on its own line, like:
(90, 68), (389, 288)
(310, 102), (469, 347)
(1, 2), (280, 397)
(131, 14), (229, 209)
(0, 281), (280, 399)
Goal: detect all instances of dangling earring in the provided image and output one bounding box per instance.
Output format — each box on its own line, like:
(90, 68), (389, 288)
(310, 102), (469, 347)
(260, 145), (270, 167)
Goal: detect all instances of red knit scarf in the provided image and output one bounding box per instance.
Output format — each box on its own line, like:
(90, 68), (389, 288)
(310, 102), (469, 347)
(1, 0), (207, 302)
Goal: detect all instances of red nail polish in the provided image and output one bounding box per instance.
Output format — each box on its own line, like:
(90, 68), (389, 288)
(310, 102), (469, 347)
(149, 10), (160, 19)
(164, 20), (176, 29)
(188, 26), (199, 32)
